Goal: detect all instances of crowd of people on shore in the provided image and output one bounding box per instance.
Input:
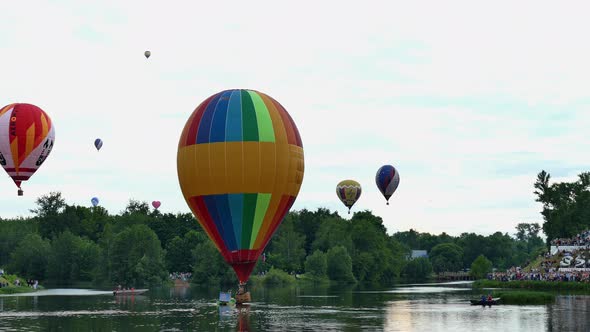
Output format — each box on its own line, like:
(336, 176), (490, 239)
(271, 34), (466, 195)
(169, 272), (192, 281)
(487, 230), (590, 283)
(488, 266), (590, 283)
(0, 277), (39, 289)
(550, 230), (590, 247)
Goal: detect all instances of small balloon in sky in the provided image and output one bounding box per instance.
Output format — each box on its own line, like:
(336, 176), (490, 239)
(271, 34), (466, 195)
(94, 138), (103, 151)
(91, 197), (99, 207)
(375, 165), (400, 205)
(152, 201), (161, 209)
(144, 51), (151, 59)
(336, 180), (362, 214)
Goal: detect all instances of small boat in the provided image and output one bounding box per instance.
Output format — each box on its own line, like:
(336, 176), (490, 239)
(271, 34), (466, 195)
(218, 291), (236, 306)
(113, 289), (148, 296)
(470, 297), (501, 306)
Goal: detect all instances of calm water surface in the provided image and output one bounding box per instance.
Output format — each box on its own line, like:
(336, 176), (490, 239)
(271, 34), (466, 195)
(0, 282), (588, 331)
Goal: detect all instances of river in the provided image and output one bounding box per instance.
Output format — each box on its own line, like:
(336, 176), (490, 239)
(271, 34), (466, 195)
(0, 281), (588, 331)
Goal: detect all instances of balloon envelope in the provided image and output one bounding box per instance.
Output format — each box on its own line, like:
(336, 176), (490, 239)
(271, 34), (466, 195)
(375, 165), (400, 204)
(177, 89), (304, 283)
(144, 51), (151, 58)
(91, 197), (99, 207)
(152, 201), (161, 209)
(0, 103), (55, 195)
(336, 180), (361, 213)
(94, 138), (103, 151)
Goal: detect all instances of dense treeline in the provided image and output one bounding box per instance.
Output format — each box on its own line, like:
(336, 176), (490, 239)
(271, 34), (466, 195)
(0, 189), (548, 287)
(534, 170), (590, 243)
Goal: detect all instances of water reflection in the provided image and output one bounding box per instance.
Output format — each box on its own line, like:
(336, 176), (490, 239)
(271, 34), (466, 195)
(1, 283), (590, 331)
(547, 295), (590, 332)
(384, 298), (547, 331)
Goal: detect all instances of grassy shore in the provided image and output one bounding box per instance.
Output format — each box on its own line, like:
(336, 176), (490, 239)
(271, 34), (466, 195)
(0, 274), (42, 295)
(473, 279), (590, 291)
(494, 291), (555, 305)
(0, 286), (41, 295)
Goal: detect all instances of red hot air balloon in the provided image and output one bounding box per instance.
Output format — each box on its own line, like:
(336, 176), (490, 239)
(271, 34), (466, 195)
(177, 89), (304, 287)
(152, 201), (161, 209)
(0, 103), (55, 196)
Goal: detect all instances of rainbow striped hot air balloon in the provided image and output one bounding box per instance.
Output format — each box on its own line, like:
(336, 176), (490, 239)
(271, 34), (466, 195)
(0, 103), (55, 196)
(177, 89), (304, 284)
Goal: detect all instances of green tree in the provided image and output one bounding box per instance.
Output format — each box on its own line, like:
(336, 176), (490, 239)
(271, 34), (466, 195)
(8, 234), (51, 280)
(534, 170), (590, 241)
(191, 241), (235, 285)
(326, 246), (356, 283)
(403, 257), (433, 282)
(311, 217), (353, 253)
(109, 224), (167, 286)
(123, 200), (151, 215)
(0, 218), (37, 266)
(31, 191), (66, 239)
(46, 231), (101, 284)
(470, 254), (493, 279)
(165, 231), (204, 273)
(294, 208), (341, 256)
(304, 250), (327, 280)
(429, 243), (464, 273)
(267, 216), (306, 273)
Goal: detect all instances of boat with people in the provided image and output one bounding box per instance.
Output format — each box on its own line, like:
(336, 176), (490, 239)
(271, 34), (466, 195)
(470, 297), (501, 306)
(113, 288), (149, 296)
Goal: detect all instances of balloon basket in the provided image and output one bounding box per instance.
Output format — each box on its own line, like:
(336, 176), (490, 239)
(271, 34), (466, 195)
(235, 291), (251, 304)
(386, 202), (389, 205)
(17, 189), (23, 196)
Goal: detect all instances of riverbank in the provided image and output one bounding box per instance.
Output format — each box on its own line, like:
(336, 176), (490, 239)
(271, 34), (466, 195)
(473, 279), (590, 292)
(0, 274), (42, 294)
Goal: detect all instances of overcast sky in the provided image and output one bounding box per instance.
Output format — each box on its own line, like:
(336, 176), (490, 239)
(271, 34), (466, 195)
(1, 0), (589, 236)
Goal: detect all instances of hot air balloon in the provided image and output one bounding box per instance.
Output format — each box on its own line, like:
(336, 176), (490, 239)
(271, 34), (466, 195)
(152, 201), (161, 209)
(177, 89), (304, 299)
(91, 197), (99, 207)
(336, 180), (361, 214)
(0, 103), (55, 196)
(144, 51), (151, 59)
(376, 165), (400, 205)
(94, 138), (103, 151)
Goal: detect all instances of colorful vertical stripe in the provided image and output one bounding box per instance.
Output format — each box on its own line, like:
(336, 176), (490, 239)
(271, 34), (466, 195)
(179, 89), (303, 148)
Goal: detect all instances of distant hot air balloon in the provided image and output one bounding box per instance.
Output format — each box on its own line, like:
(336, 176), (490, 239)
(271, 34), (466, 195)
(177, 89), (304, 291)
(91, 197), (99, 207)
(144, 51), (151, 59)
(336, 180), (361, 214)
(376, 165), (400, 205)
(0, 103), (55, 196)
(94, 138), (103, 151)
(152, 201), (161, 209)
